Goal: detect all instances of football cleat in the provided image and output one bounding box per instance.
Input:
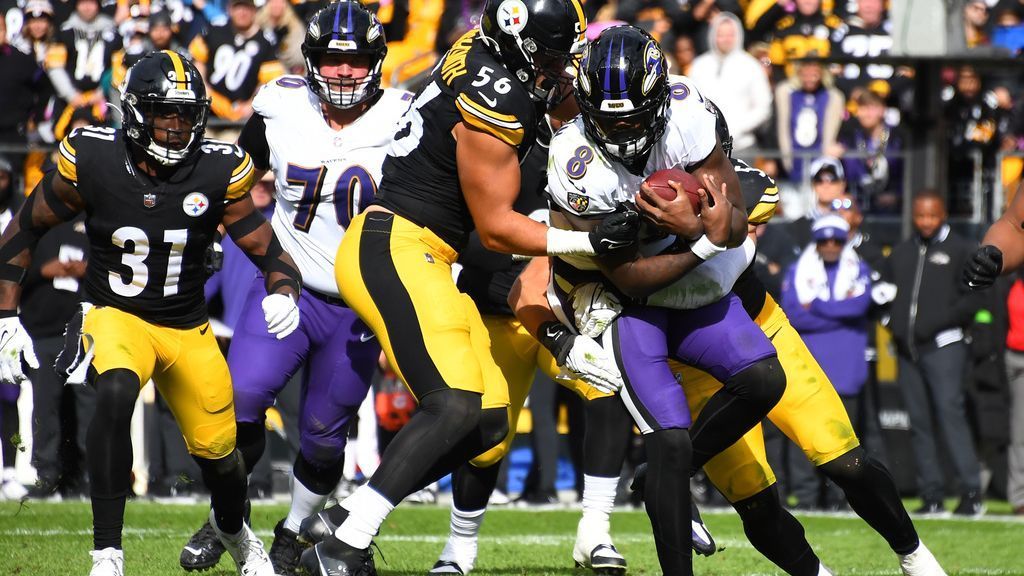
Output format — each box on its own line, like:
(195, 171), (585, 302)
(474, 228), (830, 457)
(209, 510), (274, 576)
(298, 505), (349, 545)
(269, 518), (305, 576)
(89, 548), (124, 576)
(429, 560), (466, 574)
(298, 536), (376, 576)
(572, 543), (627, 575)
(180, 521), (227, 571)
(691, 500), (717, 557)
(899, 541), (948, 576)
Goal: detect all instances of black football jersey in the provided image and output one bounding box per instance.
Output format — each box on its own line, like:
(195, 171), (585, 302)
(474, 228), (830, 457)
(190, 25), (279, 102)
(50, 25), (120, 93)
(375, 30), (540, 251)
(56, 125), (256, 328)
(731, 157), (780, 317)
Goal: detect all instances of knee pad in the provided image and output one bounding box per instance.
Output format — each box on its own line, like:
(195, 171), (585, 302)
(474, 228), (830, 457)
(469, 407), (513, 468)
(93, 369), (141, 428)
(646, 427), (692, 459)
(729, 357), (786, 407)
(419, 388), (482, 437)
(818, 447), (869, 486)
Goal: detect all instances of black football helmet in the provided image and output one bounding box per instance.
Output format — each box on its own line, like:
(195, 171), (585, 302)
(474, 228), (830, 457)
(302, 1), (387, 109)
(120, 50), (210, 166)
(706, 99), (733, 158)
(576, 25), (669, 171)
(480, 0), (587, 105)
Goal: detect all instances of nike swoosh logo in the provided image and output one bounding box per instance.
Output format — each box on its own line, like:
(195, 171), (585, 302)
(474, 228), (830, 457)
(479, 92), (498, 108)
(359, 333), (376, 343)
(183, 547), (205, 556)
(199, 324), (210, 335)
(0, 329), (10, 348)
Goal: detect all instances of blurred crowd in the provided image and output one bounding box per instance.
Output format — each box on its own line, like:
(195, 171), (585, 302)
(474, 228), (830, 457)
(2, 0), (1024, 516)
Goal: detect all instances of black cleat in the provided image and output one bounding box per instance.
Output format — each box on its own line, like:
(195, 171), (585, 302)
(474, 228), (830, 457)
(573, 544), (627, 575)
(690, 500), (717, 556)
(429, 560), (466, 574)
(180, 520), (227, 571)
(299, 505), (349, 545)
(298, 536), (376, 576)
(270, 518), (307, 575)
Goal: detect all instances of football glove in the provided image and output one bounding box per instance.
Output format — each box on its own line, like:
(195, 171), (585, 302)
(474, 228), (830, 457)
(589, 204), (640, 256)
(570, 282), (622, 338)
(204, 234), (224, 279)
(0, 316), (39, 384)
(964, 245), (1002, 290)
(262, 293), (300, 339)
(538, 321), (622, 394)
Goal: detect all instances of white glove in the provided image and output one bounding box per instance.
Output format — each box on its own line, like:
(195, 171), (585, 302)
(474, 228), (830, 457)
(871, 281), (897, 305)
(563, 334), (623, 394)
(262, 293), (300, 340)
(0, 316), (40, 384)
(570, 282), (622, 338)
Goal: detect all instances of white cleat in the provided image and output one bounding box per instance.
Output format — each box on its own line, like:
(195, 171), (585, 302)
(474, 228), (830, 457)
(209, 510), (275, 576)
(573, 530), (626, 575)
(900, 541), (948, 576)
(818, 562), (835, 576)
(89, 548), (124, 576)
(1, 468), (28, 500)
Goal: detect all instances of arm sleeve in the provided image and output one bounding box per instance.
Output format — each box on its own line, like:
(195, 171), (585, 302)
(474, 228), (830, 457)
(237, 114), (271, 171)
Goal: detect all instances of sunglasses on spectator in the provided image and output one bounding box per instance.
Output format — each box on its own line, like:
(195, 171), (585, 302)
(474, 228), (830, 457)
(831, 198), (854, 211)
(816, 237), (845, 246)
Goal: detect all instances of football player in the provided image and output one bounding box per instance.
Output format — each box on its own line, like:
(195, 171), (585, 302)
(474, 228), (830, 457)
(536, 36), (947, 575)
(299, 0), (641, 573)
(965, 181), (1024, 289)
(0, 51), (302, 576)
(176, 4), (412, 575)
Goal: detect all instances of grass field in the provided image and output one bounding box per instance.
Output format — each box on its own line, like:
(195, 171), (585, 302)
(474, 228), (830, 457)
(2, 500), (1023, 575)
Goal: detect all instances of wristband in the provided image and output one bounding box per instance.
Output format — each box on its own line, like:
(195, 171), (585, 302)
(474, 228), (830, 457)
(536, 320), (574, 365)
(0, 310), (18, 318)
(690, 235), (726, 261)
(546, 227), (596, 257)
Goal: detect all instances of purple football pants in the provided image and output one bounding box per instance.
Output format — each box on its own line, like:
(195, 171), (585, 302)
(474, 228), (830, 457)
(230, 276), (379, 467)
(612, 293), (776, 432)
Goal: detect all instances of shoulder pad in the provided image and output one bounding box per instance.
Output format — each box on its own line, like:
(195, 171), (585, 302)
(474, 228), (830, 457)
(731, 159), (779, 224)
(253, 75), (310, 117)
(546, 120), (618, 217)
(453, 69), (534, 147)
(199, 140), (256, 200)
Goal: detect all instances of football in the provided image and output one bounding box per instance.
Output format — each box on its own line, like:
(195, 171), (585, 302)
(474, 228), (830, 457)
(643, 168), (702, 213)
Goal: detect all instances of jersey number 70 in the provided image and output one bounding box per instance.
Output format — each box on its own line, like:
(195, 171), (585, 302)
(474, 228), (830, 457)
(286, 163), (376, 231)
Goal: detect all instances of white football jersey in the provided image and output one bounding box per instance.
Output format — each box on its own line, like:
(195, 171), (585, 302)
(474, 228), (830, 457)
(253, 76), (412, 295)
(545, 73), (745, 310)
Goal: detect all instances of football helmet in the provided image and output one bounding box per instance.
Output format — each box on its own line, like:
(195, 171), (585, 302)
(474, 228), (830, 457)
(706, 99), (732, 158)
(302, 1), (387, 109)
(575, 25), (669, 171)
(480, 0), (587, 105)
(120, 50), (210, 166)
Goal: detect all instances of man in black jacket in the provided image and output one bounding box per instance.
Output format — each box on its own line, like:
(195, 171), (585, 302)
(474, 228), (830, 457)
(886, 190), (984, 516)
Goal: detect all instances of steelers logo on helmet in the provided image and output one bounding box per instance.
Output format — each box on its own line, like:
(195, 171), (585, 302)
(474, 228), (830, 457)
(183, 193), (210, 217)
(641, 40), (664, 96)
(497, 0), (529, 35)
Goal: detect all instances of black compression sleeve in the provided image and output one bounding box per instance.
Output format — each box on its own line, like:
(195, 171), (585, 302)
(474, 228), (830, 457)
(237, 113), (271, 171)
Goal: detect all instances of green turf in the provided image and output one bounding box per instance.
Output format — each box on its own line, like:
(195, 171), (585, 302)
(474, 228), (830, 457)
(2, 500), (1022, 575)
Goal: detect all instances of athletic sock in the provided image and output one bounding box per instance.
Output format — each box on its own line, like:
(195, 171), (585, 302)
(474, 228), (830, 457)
(579, 474), (617, 537)
(336, 485), (394, 549)
(284, 474), (332, 534)
(439, 506), (485, 569)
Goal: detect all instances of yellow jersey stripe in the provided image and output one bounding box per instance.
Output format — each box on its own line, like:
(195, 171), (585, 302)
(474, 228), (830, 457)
(163, 50), (187, 90)
(226, 153), (256, 200)
(749, 202), (777, 224)
(455, 94), (521, 127)
(569, 0), (587, 38)
(230, 153), (253, 179)
(57, 140), (77, 184)
(59, 138), (76, 162)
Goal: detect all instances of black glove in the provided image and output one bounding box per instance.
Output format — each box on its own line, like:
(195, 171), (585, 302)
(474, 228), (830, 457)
(536, 320), (574, 365)
(204, 233), (224, 279)
(964, 245), (1002, 290)
(589, 204), (640, 255)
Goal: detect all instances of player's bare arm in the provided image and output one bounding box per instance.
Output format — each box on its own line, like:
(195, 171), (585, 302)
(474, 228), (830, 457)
(507, 256), (557, 337)
(965, 181), (1024, 289)
(221, 192), (301, 301)
(0, 171), (84, 311)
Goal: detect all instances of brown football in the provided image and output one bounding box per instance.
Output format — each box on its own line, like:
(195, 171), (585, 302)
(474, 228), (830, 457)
(643, 168), (701, 213)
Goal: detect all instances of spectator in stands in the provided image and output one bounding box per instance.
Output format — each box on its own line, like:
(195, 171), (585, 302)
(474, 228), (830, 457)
(189, 0), (283, 124)
(256, 0), (304, 72)
(671, 34), (695, 75)
(45, 0), (118, 139)
(1, 15), (46, 178)
(23, 218), (92, 499)
(836, 89), (905, 214)
(752, 218), (801, 300)
(18, 0), (57, 64)
(991, 4), (1024, 56)
(945, 65), (1005, 216)
(768, 0), (845, 80)
(885, 190), (984, 517)
(1006, 270), (1024, 516)
(689, 11), (772, 158)
(831, 0), (895, 96)
(964, 0), (991, 49)
(789, 156), (847, 247)
(775, 60), (845, 179)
